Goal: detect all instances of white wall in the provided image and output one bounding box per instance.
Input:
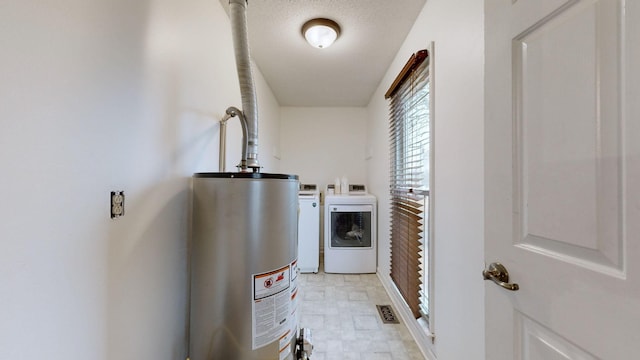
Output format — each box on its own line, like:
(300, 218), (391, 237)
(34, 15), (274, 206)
(367, 0), (485, 359)
(279, 107), (367, 187)
(0, 1), (280, 359)
(255, 69), (282, 172)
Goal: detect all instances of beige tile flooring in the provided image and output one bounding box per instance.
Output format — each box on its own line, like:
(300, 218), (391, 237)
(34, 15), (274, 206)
(297, 266), (425, 360)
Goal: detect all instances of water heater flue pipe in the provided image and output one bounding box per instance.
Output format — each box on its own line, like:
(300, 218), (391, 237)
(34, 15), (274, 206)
(229, 0), (260, 171)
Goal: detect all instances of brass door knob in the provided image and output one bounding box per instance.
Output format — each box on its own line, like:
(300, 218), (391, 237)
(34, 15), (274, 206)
(483, 262), (519, 291)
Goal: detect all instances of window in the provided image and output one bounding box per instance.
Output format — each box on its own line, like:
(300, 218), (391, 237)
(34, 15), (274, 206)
(385, 49), (433, 327)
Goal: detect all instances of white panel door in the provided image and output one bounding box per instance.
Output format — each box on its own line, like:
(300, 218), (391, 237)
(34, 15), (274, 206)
(485, 0), (640, 359)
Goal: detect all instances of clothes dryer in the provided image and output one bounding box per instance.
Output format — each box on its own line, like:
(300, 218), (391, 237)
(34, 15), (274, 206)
(324, 185), (376, 273)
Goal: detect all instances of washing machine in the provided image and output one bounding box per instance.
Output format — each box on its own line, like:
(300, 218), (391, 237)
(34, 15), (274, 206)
(298, 184), (320, 273)
(324, 184), (377, 273)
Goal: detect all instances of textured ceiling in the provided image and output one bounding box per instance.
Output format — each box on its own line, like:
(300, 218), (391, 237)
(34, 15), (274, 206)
(219, 0), (426, 107)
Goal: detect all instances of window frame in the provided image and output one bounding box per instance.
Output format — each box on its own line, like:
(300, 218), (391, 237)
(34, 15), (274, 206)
(385, 43), (436, 337)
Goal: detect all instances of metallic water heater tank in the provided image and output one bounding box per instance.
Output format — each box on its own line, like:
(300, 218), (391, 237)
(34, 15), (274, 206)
(190, 172), (300, 360)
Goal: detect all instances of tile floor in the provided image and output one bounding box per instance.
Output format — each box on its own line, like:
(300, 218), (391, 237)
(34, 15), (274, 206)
(297, 265), (425, 360)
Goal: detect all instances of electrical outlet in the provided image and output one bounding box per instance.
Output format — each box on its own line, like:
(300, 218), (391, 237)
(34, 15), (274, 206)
(111, 191), (125, 218)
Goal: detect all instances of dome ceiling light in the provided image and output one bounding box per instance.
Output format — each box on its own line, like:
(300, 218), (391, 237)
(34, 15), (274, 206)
(301, 18), (341, 49)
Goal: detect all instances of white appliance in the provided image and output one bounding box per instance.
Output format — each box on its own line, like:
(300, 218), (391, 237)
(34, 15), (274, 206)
(298, 184), (320, 273)
(324, 184), (377, 273)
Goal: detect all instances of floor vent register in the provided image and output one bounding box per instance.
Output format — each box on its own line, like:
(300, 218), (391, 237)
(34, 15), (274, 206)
(376, 304), (400, 324)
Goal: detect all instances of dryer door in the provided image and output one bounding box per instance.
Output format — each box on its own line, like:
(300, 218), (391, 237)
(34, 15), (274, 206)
(328, 204), (373, 248)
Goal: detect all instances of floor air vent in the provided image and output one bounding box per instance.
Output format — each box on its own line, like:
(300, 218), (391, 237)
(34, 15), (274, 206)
(376, 305), (400, 324)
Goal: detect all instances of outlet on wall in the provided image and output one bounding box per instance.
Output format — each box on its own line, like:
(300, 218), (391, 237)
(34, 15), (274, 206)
(111, 191), (125, 219)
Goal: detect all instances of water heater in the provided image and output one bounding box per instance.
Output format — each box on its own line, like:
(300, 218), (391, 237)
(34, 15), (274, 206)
(190, 172), (302, 359)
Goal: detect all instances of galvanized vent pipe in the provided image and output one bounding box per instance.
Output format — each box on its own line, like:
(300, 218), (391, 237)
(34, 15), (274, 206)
(229, 0), (260, 171)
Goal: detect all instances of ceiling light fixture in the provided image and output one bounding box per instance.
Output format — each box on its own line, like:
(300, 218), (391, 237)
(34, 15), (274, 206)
(301, 18), (341, 49)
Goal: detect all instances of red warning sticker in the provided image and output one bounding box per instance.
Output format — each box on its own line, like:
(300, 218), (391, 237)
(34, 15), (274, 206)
(254, 265), (290, 300)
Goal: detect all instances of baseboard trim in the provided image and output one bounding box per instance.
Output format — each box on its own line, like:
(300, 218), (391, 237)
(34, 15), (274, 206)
(377, 272), (437, 360)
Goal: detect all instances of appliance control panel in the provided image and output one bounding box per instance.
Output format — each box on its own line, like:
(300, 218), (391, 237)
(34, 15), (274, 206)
(325, 184), (368, 195)
(299, 184), (319, 196)
(349, 184), (367, 194)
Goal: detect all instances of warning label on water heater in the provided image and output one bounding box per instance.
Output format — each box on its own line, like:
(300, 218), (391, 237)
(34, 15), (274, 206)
(252, 264), (292, 351)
